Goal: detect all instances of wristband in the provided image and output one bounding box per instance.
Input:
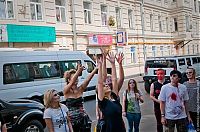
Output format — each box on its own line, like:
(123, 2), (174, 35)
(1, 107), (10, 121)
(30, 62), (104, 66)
(161, 114), (165, 117)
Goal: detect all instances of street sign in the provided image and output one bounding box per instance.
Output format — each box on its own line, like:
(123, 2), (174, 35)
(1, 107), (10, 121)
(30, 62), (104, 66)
(117, 31), (127, 46)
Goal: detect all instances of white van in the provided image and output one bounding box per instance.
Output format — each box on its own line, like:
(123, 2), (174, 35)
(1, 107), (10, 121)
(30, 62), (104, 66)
(143, 54), (200, 93)
(0, 48), (98, 102)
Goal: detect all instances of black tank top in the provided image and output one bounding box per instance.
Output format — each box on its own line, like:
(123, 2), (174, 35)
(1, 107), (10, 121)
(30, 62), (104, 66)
(153, 80), (169, 109)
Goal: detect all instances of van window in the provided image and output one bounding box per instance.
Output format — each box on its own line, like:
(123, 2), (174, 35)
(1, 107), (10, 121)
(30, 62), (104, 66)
(146, 60), (176, 68)
(3, 63), (32, 84)
(198, 57), (200, 63)
(186, 58), (191, 66)
(178, 58), (185, 66)
(60, 60), (79, 76)
(85, 61), (95, 73)
(192, 57), (198, 64)
(36, 62), (60, 78)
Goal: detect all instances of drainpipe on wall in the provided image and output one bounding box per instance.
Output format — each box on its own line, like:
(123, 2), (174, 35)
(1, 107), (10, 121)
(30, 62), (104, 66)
(71, 0), (77, 51)
(140, 0), (146, 60)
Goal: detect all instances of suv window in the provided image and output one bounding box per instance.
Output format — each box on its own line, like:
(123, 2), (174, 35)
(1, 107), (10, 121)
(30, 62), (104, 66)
(85, 61), (95, 73)
(178, 58), (185, 66)
(146, 60), (176, 68)
(192, 57), (198, 64)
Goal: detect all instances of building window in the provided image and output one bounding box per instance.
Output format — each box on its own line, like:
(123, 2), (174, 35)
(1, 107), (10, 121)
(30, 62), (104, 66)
(128, 9), (134, 29)
(185, 16), (190, 32)
(160, 46), (164, 56)
(167, 46), (171, 55)
(30, 0), (43, 21)
(0, 0), (14, 19)
(115, 7), (121, 28)
(55, 0), (66, 22)
(187, 45), (190, 54)
(166, 17), (169, 32)
(152, 46), (156, 57)
(174, 18), (178, 31)
(130, 46), (136, 63)
(83, 1), (92, 24)
(173, 0), (176, 2)
(197, 44), (199, 53)
(194, 0), (197, 12)
(196, 21), (198, 35)
(150, 14), (154, 31)
(199, 1), (200, 13)
(101, 5), (107, 26)
(158, 16), (162, 32)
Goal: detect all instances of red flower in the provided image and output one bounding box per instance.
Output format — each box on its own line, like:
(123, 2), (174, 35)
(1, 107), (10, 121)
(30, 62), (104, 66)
(171, 93), (177, 101)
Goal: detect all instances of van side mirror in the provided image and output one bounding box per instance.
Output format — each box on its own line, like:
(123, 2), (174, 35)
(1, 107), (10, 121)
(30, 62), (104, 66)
(0, 103), (5, 110)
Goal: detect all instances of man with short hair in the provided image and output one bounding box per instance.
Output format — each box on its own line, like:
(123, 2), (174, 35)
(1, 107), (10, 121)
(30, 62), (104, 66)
(150, 69), (168, 132)
(183, 67), (199, 131)
(158, 70), (189, 132)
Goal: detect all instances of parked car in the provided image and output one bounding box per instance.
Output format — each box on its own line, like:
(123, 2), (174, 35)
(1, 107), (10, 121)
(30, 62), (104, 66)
(0, 99), (45, 132)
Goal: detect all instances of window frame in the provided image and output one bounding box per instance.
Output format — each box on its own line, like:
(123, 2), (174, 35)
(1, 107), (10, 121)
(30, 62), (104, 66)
(128, 9), (134, 29)
(55, 0), (67, 23)
(0, 0), (15, 19)
(174, 17), (178, 32)
(150, 14), (154, 31)
(83, 1), (92, 24)
(115, 7), (122, 28)
(30, 0), (43, 21)
(100, 4), (107, 26)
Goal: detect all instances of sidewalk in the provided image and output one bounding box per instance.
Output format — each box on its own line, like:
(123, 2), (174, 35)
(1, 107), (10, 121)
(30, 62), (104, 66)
(116, 64), (144, 79)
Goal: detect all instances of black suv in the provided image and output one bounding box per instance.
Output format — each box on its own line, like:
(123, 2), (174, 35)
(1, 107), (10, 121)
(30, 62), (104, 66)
(0, 99), (46, 132)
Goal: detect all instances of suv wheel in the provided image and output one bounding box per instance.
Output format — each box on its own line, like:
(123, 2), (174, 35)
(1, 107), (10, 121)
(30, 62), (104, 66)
(22, 120), (44, 132)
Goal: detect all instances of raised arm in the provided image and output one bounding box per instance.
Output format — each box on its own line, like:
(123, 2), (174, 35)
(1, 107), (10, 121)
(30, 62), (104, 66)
(63, 63), (84, 95)
(116, 52), (124, 91)
(97, 57), (104, 101)
(80, 66), (98, 93)
(107, 52), (118, 95)
(100, 48), (109, 82)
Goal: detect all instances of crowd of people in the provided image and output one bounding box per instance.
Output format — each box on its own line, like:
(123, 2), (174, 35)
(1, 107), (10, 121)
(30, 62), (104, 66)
(0, 49), (199, 132)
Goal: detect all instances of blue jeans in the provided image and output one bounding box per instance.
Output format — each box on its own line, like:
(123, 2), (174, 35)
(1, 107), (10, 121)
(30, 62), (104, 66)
(126, 112), (141, 132)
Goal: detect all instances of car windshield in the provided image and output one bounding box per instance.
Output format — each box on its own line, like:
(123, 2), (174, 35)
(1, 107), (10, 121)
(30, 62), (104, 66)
(146, 59), (176, 68)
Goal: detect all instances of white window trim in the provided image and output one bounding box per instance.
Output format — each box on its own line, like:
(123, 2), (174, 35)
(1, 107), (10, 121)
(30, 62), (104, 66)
(116, 7), (122, 28)
(0, 0), (15, 19)
(30, 0), (43, 21)
(83, 1), (92, 24)
(101, 4), (107, 26)
(55, 0), (67, 23)
(128, 9), (134, 29)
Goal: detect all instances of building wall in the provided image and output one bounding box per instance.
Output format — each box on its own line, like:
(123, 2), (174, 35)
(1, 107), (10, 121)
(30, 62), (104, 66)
(0, 0), (199, 67)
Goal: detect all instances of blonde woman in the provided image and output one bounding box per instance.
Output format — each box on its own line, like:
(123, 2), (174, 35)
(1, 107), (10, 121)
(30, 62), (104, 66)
(97, 53), (126, 132)
(63, 63), (98, 132)
(43, 89), (73, 132)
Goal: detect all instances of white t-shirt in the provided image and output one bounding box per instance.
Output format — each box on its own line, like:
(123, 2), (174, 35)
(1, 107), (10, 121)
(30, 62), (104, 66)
(158, 83), (189, 120)
(44, 104), (69, 132)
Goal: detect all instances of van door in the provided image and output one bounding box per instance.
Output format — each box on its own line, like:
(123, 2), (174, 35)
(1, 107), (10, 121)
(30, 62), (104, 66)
(177, 58), (187, 73)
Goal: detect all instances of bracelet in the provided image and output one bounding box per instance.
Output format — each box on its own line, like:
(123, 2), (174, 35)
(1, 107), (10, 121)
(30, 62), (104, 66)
(161, 114), (165, 117)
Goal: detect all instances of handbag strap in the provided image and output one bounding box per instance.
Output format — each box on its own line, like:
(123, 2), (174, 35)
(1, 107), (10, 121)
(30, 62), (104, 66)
(60, 106), (68, 132)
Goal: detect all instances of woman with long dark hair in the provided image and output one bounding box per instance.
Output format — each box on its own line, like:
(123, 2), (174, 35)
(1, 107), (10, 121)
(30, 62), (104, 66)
(122, 79), (144, 132)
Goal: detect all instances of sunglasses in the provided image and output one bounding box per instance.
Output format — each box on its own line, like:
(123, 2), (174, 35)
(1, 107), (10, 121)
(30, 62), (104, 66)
(53, 93), (59, 96)
(129, 81), (135, 84)
(186, 72), (193, 74)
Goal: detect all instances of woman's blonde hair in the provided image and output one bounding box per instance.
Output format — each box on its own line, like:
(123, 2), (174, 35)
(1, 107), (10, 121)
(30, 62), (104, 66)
(44, 89), (58, 109)
(63, 69), (76, 84)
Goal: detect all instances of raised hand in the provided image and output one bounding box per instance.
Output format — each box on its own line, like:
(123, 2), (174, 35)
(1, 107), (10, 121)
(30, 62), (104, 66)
(116, 52), (124, 64)
(77, 62), (85, 71)
(100, 48), (109, 58)
(107, 52), (116, 64)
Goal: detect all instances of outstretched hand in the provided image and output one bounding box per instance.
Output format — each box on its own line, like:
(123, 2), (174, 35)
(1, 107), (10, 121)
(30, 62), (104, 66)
(107, 52), (116, 64)
(100, 48), (109, 58)
(77, 62), (85, 71)
(116, 52), (124, 64)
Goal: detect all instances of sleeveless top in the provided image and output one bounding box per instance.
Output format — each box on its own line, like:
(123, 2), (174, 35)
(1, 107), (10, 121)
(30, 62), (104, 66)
(65, 97), (85, 125)
(98, 93), (126, 132)
(153, 81), (169, 109)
